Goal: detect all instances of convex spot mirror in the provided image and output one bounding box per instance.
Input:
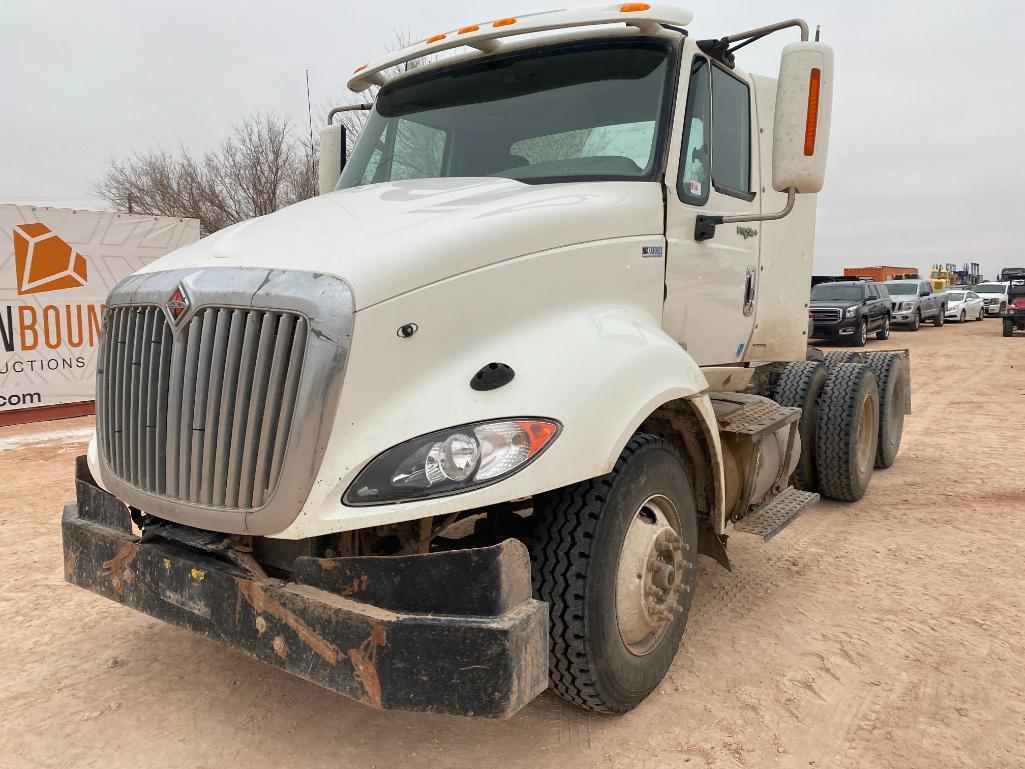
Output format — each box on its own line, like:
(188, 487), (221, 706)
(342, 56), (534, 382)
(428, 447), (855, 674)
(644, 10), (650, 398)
(772, 42), (834, 194)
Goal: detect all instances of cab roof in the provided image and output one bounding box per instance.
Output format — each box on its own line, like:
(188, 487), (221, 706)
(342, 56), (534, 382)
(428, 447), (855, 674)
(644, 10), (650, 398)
(347, 4), (693, 92)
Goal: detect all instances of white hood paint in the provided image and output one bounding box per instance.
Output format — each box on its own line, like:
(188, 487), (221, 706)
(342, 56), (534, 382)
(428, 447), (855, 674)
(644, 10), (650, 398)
(141, 178), (665, 310)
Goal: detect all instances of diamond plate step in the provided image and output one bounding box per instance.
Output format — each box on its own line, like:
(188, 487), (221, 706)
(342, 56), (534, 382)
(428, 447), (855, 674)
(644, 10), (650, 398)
(733, 486), (820, 542)
(716, 399), (802, 440)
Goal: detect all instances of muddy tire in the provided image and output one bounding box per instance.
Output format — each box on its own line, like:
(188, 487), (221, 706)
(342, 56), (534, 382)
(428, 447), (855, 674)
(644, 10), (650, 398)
(806, 346), (825, 363)
(865, 353), (909, 469)
(1004, 319), (1014, 337)
(772, 361), (828, 492)
(530, 435), (698, 713)
(815, 364), (879, 502)
(823, 350), (860, 368)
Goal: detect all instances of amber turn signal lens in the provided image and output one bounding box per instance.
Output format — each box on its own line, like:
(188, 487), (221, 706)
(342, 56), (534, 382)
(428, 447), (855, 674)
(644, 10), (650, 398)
(803, 68), (822, 156)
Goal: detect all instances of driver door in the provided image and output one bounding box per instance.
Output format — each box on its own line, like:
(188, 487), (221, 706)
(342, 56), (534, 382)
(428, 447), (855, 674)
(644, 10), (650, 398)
(663, 53), (761, 366)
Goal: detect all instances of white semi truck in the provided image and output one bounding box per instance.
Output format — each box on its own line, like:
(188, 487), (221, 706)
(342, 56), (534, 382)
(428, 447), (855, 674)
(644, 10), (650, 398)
(62, 5), (910, 718)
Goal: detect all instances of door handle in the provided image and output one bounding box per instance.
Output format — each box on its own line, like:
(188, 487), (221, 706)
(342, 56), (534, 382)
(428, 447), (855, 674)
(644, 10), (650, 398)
(743, 265), (756, 316)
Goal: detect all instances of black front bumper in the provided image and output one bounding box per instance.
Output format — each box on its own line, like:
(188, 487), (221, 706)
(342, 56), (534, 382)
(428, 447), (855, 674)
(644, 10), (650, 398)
(62, 458), (548, 718)
(811, 317), (859, 339)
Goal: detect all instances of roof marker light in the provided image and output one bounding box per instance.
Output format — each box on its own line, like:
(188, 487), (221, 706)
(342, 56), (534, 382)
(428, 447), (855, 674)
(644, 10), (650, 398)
(803, 68), (822, 156)
(425, 33), (446, 44)
(458, 24), (480, 34)
(620, 3), (651, 11)
(353, 65), (367, 74)
(493, 17), (517, 27)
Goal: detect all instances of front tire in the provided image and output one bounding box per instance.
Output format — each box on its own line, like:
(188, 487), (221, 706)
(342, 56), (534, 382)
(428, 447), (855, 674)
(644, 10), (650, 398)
(1004, 319), (1015, 337)
(959, 310), (966, 323)
(530, 435), (698, 713)
(910, 310), (921, 331)
(852, 319), (868, 347)
(933, 309), (945, 327)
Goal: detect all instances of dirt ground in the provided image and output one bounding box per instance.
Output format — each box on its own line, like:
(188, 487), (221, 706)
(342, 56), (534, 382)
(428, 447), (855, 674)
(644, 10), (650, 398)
(2, 317), (1023, 769)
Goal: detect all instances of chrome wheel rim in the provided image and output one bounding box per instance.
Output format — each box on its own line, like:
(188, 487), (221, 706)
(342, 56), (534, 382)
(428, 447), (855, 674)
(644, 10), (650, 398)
(615, 494), (684, 656)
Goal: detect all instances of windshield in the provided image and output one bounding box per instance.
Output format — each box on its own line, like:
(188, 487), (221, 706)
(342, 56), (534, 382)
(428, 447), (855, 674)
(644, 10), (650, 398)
(975, 284), (1005, 294)
(338, 40), (674, 189)
(885, 282), (918, 295)
(811, 284), (863, 301)
(947, 292), (965, 301)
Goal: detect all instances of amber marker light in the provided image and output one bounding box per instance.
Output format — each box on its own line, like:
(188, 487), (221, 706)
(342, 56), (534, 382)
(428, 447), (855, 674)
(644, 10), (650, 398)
(458, 24), (480, 34)
(620, 3), (651, 12)
(425, 33), (446, 44)
(804, 68), (822, 156)
(493, 17), (517, 27)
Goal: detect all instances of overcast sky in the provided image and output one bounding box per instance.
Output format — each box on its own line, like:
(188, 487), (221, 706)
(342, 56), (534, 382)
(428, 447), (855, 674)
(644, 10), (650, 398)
(2, 1), (1022, 279)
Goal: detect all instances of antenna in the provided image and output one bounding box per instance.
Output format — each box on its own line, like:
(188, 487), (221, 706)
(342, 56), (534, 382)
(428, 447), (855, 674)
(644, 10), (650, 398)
(815, 25), (821, 42)
(305, 69), (315, 155)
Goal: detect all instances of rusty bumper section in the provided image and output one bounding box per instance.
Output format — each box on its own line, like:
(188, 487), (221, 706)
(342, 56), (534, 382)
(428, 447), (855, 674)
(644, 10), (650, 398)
(62, 458), (548, 718)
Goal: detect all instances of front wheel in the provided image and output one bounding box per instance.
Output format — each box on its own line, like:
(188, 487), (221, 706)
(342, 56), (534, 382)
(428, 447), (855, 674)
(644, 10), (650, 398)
(530, 435), (698, 713)
(1004, 318), (1015, 337)
(977, 307), (984, 321)
(933, 309), (945, 327)
(852, 319), (868, 347)
(910, 310), (921, 331)
(876, 315), (891, 341)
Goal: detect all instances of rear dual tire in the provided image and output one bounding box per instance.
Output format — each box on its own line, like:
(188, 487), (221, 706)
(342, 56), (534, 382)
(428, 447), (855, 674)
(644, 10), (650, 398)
(815, 364), (879, 502)
(772, 361), (828, 492)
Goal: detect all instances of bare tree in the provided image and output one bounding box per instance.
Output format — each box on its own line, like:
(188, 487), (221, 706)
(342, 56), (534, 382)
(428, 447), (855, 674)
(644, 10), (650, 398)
(96, 34), (431, 233)
(95, 113), (317, 235)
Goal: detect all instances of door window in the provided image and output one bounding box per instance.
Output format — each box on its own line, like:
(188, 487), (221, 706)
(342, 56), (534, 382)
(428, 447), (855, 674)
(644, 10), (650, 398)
(677, 58), (711, 204)
(710, 66), (752, 197)
(677, 58), (753, 203)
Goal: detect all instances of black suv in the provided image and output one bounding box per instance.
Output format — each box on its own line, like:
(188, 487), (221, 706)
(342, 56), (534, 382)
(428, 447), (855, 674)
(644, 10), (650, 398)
(809, 280), (891, 346)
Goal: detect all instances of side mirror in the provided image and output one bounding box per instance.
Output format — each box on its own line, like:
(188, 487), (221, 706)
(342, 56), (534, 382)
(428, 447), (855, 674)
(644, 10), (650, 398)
(772, 42), (834, 194)
(318, 123), (346, 196)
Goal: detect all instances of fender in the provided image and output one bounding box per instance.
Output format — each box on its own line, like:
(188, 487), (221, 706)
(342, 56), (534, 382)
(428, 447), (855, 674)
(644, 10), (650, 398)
(276, 239), (725, 538)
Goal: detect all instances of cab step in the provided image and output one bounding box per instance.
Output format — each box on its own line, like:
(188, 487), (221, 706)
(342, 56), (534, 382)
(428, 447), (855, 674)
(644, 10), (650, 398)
(733, 486), (819, 542)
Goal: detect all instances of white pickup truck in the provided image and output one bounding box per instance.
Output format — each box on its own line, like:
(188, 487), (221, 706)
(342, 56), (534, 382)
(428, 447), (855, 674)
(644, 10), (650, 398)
(62, 5), (910, 718)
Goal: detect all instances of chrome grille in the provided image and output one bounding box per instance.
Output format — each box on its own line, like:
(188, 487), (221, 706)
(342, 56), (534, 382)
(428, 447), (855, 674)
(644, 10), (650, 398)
(98, 305), (308, 510)
(810, 307), (841, 322)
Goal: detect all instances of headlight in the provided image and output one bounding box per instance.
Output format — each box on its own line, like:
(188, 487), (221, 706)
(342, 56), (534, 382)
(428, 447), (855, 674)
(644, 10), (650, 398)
(845, 306), (857, 318)
(344, 419), (560, 505)
(901, 302), (914, 311)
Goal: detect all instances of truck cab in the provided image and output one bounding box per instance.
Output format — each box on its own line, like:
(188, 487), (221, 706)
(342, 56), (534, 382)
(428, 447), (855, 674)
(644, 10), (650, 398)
(63, 6), (907, 719)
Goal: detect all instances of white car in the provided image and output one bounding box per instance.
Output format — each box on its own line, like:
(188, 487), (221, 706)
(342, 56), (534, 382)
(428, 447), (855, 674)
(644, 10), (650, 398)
(973, 282), (1010, 316)
(945, 289), (985, 322)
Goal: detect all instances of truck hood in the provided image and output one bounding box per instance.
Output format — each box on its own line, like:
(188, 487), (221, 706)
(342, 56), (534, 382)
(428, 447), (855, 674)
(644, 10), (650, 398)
(139, 177), (665, 310)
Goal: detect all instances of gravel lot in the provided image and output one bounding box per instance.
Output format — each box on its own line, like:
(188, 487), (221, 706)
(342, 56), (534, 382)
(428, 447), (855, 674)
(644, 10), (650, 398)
(2, 318), (1023, 769)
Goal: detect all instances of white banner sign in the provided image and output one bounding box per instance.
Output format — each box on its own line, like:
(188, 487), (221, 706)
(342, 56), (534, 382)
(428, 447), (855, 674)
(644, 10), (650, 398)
(0, 205), (200, 412)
